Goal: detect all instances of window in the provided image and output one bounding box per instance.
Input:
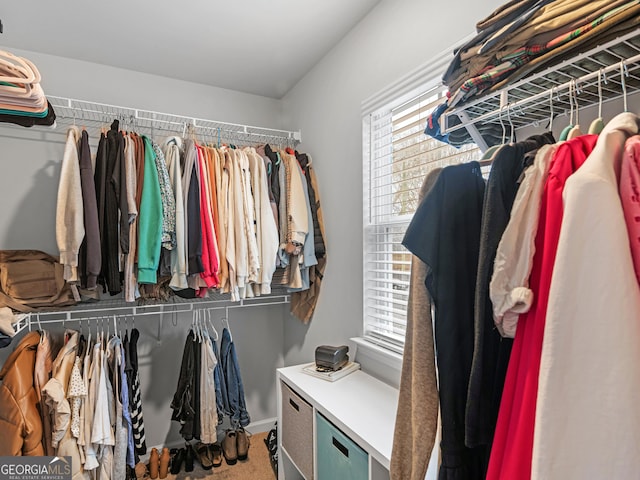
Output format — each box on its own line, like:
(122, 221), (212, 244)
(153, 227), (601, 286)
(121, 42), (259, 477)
(363, 83), (480, 353)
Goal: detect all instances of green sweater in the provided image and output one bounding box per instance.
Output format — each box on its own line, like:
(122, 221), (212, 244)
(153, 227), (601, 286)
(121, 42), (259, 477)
(138, 137), (163, 284)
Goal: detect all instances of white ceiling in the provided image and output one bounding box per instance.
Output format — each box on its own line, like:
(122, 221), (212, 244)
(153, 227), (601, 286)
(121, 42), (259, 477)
(0, 0), (381, 98)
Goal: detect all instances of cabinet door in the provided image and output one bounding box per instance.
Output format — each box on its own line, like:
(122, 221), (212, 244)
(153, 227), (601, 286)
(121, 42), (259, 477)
(281, 381), (314, 479)
(316, 412), (368, 480)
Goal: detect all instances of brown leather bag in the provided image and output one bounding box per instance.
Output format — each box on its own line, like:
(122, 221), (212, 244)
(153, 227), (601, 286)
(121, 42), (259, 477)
(0, 250), (78, 312)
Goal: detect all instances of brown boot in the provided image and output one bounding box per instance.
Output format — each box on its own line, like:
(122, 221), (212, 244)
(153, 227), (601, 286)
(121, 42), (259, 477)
(149, 448), (159, 479)
(237, 428), (250, 461)
(222, 430), (238, 465)
(159, 447), (170, 479)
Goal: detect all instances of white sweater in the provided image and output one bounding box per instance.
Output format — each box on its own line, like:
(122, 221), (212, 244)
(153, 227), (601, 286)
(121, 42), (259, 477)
(246, 148), (279, 294)
(532, 113), (640, 480)
(490, 144), (557, 337)
(163, 139), (188, 290)
(56, 126), (84, 282)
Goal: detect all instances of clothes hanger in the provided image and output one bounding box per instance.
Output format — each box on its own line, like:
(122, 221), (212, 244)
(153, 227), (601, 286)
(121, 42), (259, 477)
(589, 70), (605, 135)
(506, 103), (515, 144)
(222, 315), (232, 342)
(621, 60), (629, 113)
(567, 80), (583, 140)
(559, 81), (575, 142)
(548, 88), (554, 134)
(206, 309), (219, 342)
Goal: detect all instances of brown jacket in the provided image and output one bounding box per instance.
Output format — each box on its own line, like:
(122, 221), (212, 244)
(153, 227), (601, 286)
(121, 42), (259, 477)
(291, 161), (326, 323)
(0, 331), (45, 456)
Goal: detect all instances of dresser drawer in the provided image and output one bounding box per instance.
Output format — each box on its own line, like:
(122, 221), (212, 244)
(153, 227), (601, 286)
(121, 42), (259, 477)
(281, 381), (314, 479)
(316, 412), (368, 480)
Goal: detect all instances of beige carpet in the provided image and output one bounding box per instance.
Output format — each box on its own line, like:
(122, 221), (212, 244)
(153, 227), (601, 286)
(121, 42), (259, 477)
(165, 432), (276, 480)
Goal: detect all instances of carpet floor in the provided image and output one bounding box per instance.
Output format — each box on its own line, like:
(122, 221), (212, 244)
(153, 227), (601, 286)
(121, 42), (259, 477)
(164, 432), (276, 480)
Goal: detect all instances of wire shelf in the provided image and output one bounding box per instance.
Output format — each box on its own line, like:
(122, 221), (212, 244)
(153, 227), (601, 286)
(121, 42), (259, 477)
(47, 96), (302, 146)
(442, 28), (640, 136)
(15, 288), (290, 336)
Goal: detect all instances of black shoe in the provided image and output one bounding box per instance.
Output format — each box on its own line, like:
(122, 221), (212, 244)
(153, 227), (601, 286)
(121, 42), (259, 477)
(170, 448), (184, 475)
(185, 444), (195, 472)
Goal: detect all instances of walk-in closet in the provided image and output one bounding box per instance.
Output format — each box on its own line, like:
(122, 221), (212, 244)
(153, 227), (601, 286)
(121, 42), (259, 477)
(1, 1), (639, 480)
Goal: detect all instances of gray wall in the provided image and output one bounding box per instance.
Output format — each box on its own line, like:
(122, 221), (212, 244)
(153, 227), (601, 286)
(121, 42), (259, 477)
(0, 48), (285, 448)
(280, 0), (506, 371)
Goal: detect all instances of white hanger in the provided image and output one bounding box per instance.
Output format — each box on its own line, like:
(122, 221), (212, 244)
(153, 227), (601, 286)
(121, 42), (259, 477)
(621, 61), (629, 112)
(222, 315), (232, 342)
(206, 309), (219, 342)
(499, 104), (506, 145)
(549, 88), (554, 132)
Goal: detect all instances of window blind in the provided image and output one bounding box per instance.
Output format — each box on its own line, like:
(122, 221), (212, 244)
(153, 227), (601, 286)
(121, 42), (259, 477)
(363, 85), (480, 353)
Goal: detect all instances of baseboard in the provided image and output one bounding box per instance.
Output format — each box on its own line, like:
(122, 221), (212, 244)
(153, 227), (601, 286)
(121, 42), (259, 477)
(246, 417), (277, 434)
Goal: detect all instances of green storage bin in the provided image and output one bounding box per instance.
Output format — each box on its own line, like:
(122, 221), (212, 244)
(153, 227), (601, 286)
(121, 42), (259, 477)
(316, 412), (368, 480)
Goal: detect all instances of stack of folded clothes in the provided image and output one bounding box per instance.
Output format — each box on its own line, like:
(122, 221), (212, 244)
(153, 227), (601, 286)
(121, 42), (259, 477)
(0, 49), (56, 127)
(428, 0), (640, 146)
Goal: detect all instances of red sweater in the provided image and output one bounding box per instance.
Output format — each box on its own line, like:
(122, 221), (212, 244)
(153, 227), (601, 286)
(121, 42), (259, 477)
(486, 135), (597, 480)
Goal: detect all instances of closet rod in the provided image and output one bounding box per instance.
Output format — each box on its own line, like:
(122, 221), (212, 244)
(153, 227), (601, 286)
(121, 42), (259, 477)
(47, 95), (302, 143)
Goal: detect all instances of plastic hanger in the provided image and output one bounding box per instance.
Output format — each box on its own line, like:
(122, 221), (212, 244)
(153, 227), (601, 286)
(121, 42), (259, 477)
(589, 70), (605, 135)
(559, 81), (575, 141)
(621, 61), (629, 113)
(567, 80), (583, 140)
(548, 88), (555, 134)
(222, 316), (232, 342)
(206, 309), (219, 342)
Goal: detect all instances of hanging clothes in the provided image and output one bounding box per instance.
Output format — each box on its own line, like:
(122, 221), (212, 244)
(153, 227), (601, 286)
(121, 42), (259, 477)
(620, 135), (640, 283)
(78, 129), (101, 291)
(163, 137), (188, 291)
(126, 328), (146, 456)
(486, 133), (598, 480)
(466, 132), (554, 460)
(107, 336), (127, 480)
(42, 330), (88, 480)
(171, 330), (199, 441)
(211, 333), (229, 423)
(402, 161), (486, 480)
(123, 135), (139, 303)
(0, 331), (44, 456)
(391, 168), (441, 480)
(137, 137), (164, 284)
(57, 126), (84, 283)
(220, 327), (250, 428)
(35, 330), (64, 456)
(199, 335), (218, 444)
(532, 113), (640, 480)
(290, 155), (327, 322)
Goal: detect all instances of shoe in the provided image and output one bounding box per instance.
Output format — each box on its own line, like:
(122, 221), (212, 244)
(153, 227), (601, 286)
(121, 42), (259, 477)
(195, 442), (213, 470)
(159, 447), (170, 479)
(185, 444), (195, 472)
(237, 428), (250, 461)
(209, 443), (223, 467)
(149, 448), (159, 479)
(222, 430), (238, 465)
(134, 463), (148, 480)
(169, 448), (184, 475)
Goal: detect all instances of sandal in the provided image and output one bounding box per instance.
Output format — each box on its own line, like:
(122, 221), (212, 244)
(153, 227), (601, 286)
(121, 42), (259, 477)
(195, 442), (213, 470)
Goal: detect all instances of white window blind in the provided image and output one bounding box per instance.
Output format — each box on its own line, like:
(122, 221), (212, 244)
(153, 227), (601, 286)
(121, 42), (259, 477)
(363, 85), (480, 353)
